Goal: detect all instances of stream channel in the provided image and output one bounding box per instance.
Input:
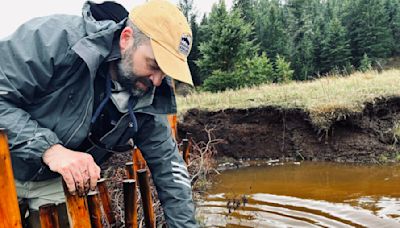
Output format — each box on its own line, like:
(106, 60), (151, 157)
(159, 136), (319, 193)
(196, 161), (400, 227)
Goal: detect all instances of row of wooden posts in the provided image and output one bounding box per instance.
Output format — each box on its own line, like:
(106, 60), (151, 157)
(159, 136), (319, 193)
(59, 146), (156, 228)
(0, 113), (192, 228)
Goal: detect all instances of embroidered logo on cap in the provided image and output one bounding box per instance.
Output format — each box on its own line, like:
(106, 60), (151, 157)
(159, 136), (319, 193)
(179, 34), (191, 57)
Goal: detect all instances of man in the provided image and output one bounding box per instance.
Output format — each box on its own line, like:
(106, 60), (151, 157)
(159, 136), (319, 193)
(0, 0), (197, 227)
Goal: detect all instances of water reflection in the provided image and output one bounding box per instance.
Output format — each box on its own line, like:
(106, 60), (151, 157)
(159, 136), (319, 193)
(197, 162), (400, 227)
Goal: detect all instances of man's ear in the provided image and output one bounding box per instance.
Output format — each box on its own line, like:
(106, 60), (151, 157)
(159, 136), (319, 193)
(120, 26), (134, 52)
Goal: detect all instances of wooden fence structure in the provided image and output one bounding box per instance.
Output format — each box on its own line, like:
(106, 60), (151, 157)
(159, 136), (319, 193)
(0, 111), (192, 227)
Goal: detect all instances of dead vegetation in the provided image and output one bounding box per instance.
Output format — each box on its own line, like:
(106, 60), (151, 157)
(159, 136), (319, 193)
(186, 125), (225, 195)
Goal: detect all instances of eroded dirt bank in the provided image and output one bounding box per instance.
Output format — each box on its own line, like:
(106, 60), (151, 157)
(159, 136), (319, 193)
(178, 97), (400, 163)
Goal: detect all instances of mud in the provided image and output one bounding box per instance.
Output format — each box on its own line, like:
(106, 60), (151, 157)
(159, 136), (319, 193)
(178, 96), (400, 163)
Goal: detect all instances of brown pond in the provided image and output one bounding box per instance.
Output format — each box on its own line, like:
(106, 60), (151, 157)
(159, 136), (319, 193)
(196, 162), (400, 227)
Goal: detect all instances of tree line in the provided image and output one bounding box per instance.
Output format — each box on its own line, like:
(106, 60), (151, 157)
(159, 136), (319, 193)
(179, 0), (400, 92)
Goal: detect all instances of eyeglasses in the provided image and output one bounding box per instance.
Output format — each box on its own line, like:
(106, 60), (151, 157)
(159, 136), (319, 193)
(87, 132), (132, 153)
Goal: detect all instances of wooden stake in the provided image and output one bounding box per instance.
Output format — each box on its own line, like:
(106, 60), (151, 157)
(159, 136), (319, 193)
(132, 147), (146, 170)
(87, 190), (103, 228)
(125, 161), (135, 179)
(137, 169), (155, 228)
(0, 129), (22, 228)
(39, 203), (60, 228)
(167, 78), (178, 141)
(167, 114), (178, 140)
(97, 178), (115, 226)
(123, 179), (138, 228)
(62, 181), (91, 228)
(181, 138), (191, 165)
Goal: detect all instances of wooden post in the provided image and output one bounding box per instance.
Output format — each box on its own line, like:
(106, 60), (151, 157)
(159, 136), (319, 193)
(167, 79), (178, 141)
(137, 169), (155, 228)
(0, 129), (22, 228)
(123, 179), (138, 228)
(167, 114), (178, 140)
(125, 161), (135, 179)
(97, 178), (115, 226)
(62, 181), (91, 228)
(132, 147), (146, 171)
(39, 203), (60, 228)
(181, 138), (191, 165)
(87, 190), (103, 228)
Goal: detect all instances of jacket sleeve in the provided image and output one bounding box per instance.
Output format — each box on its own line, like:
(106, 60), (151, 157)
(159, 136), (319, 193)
(135, 113), (198, 228)
(0, 17), (71, 172)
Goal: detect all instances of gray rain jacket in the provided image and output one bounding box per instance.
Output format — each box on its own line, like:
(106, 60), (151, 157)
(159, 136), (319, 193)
(0, 2), (196, 227)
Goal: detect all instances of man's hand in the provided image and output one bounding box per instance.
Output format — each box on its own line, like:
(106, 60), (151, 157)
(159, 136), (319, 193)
(42, 144), (101, 196)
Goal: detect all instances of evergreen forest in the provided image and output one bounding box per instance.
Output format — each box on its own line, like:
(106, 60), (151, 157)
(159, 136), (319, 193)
(178, 0), (400, 92)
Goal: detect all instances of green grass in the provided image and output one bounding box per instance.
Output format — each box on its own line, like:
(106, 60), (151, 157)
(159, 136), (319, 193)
(177, 69), (400, 129)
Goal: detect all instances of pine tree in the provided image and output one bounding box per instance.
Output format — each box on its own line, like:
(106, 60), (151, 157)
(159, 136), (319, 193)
(202, 53), (274, 92)
(385, 0), (400, 55)
(239, 53), (275, 86)
(274, 55), (294, 83)
(359, 53), (372, 72)
(320, 17), (352, 74)
(178, 0), (194, 20)
(345, 0), (393, 65)
(310, 0), (326, 74)
(254, 0), (289, 59)
(286, 0), (316, 80)
(233, 0), (256, 24)
(196, 0), (257, 81)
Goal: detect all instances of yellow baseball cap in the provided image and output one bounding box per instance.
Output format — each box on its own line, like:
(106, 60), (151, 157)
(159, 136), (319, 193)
(129, 0), (193, 85)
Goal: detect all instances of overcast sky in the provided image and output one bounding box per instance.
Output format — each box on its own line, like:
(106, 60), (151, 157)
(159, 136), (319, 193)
(0, 0), (233, 38)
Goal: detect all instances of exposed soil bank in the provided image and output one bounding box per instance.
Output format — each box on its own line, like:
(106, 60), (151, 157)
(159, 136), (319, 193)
(178, 96), (400, 163)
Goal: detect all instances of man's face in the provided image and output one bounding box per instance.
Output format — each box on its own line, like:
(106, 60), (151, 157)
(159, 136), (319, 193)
(117, 41), (165, 97)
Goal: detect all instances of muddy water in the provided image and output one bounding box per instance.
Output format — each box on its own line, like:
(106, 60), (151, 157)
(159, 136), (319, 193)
(197, 162), (400, 227)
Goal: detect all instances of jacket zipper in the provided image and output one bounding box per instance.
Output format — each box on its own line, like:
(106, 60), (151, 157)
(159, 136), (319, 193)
(65, 96), (93, 146)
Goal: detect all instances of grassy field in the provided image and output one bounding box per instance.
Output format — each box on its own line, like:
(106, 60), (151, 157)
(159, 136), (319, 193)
(177, 69), (400, 129)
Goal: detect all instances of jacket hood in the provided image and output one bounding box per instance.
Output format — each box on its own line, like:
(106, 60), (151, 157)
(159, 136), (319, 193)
(71, 2), (126, 78)
(82, 1), (128, 36)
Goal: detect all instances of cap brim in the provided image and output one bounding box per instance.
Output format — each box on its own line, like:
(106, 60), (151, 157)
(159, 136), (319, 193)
(150, 39), (193, 86)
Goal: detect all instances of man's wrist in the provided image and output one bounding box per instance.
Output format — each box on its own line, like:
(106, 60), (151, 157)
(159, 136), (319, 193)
(42, 143), (63, 165)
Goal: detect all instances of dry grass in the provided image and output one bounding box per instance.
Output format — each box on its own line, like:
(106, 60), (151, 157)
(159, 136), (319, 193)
(177, 69), (400, 129)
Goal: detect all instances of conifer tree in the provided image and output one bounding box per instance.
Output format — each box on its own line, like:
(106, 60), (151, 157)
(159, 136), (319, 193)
(178, 0), (194, 20)
(202, 53), (274, 92)
(385, 0), (400, 55)
(274, 55), (294, 83)
(233, 0), (256, 24)
(320, 17), (352, 74)
(178, 0), (201, 85)
(254, 0), (289, 59)
(196, 0), (257, 81)
(286, 0), (316, 80)
(345, 0), (393, 65)
(359, 53), (372, 72)
(310, 0), (328, 74)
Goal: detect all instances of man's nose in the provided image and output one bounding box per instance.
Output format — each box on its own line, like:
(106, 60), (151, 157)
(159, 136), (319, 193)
(149, 71), (166, 86)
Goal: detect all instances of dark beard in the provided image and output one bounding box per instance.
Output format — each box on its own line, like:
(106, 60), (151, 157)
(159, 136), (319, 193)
(116, 48), (154, 97)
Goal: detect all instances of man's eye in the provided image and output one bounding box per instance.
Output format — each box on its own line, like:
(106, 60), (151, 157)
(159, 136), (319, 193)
(150, 65), (160, 71)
